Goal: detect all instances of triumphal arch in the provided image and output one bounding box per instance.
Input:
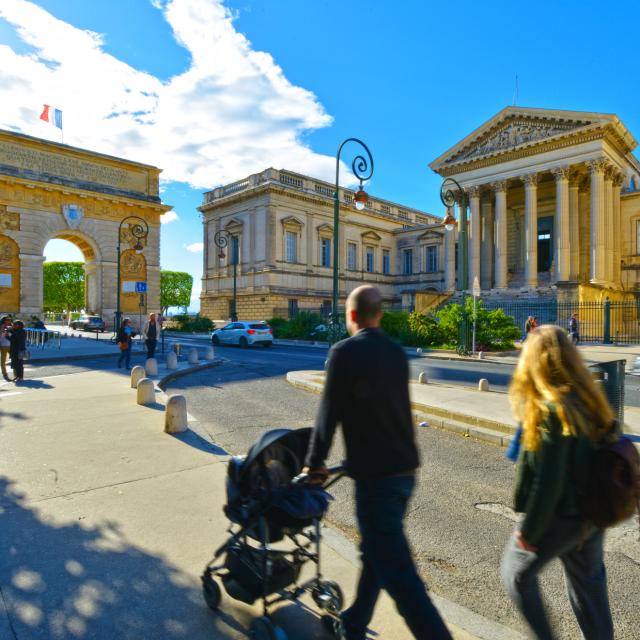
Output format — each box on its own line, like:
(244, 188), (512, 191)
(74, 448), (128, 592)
(0, 129), (170, 322)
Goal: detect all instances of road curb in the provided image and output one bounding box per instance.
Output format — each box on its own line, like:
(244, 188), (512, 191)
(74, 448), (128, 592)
(285, 372), (517, 448)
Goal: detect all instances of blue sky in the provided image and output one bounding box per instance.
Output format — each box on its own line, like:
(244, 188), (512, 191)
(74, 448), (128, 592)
(1, 0), (639, 311)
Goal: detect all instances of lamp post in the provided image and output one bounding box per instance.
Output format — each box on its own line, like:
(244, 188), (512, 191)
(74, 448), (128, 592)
(115, 215), (149, 332)
(441, 177), (470, 356)
(331, 138), (374, 341)
(214, 230), (238, 322)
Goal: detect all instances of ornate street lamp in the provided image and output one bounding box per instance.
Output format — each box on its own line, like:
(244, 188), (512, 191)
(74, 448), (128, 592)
(115, 215), (149, 331)
(214, 230), (238, 322)
(440, 177), (470, 355)
(331, 138), (374, 341)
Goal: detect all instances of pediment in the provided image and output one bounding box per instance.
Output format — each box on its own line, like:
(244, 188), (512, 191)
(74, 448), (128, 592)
(430, 107), (634, 172)
(316, 223), (333, 234)
(223, 217), (244, 233)
(361, 230), (382, 241)
(280, 215), (304, 229)
(419, 229), (443, 241)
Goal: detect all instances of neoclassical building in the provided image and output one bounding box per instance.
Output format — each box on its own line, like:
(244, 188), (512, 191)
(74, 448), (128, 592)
(0, 129), (170, 321)
(199, 168), (444, 319)
(430, 106), (640, 301)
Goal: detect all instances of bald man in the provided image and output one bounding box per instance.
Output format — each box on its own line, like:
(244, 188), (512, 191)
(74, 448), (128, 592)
(305, 285), (451, 640)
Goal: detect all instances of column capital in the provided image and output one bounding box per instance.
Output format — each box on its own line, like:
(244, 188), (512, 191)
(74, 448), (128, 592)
(612, 171), (625, 187)
(551, 165), (572, 181)
(522, 173), (538, 187)
(491, 180), (508, 193)
(466, 186), (481, 199)
(587, 158), (609, 175)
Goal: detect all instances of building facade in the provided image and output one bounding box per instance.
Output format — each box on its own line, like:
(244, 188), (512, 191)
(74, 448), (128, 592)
(199, 168), (444, 319)
(430, 106), (640, 302)
(0, 129), (170, 321)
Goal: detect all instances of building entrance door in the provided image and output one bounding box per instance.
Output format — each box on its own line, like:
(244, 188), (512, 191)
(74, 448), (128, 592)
(537, 217), (554, 273)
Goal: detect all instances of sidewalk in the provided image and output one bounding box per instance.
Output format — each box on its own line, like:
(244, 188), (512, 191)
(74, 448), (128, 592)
(0, 367), (517, 638)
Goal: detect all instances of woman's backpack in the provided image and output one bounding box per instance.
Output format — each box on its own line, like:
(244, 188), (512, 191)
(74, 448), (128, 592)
(579, 431), (640, 530)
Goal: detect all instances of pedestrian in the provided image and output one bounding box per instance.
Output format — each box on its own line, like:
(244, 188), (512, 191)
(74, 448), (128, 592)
(524, 316), (535, 339)
(116, 318), (136, 369)
(501, 324), (614, 640)
(304, 285), (452, 640)
(569, 312), (580, 345)
(142, 312), (159, 359)
(8, 319), (26, 383)
(0, 316), (12, 381)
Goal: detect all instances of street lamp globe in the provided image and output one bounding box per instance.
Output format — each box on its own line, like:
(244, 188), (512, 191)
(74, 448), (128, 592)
(354, 186), (368, 211)
(443, 211), (456, 232)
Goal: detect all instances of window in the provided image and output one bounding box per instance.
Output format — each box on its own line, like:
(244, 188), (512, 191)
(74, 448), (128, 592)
(321, 238), (331, 267)
(382, 249), (390, 275)
(288, 299), (298, 318)
(426, 245), (438, 272)
(230, 235), (239, 265)
(403, 249), (413, 275)
(366, 247), (375, 273)
(347, 242), (357, 270)
(285, 230), (297, 263)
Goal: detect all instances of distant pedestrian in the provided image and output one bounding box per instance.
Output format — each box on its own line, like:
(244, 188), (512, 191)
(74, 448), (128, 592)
(569, 312), (580, 344)
(0, 316), (12, 381)
(142, 312), (159, 359)
(304, 285), (452, 640)
(116, 318), (136, 370)
(524, 316), (535, 339)
(8, 319), (26, 383)
(501, 325), (614, 639)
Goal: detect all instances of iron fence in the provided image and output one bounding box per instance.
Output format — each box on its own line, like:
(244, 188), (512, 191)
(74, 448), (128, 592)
(271, 305), (413, 321)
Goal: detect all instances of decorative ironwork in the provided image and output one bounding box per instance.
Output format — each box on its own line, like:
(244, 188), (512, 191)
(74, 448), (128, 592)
(439, 177), (465, 209)
(213, 230), (238, 321)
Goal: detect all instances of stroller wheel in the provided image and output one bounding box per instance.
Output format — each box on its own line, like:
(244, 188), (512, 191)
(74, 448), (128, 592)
(201, 571), (221, 611)
(321, 614), (345, 639)
(250, 616), (288, 640)
(313, 580), (344, 613)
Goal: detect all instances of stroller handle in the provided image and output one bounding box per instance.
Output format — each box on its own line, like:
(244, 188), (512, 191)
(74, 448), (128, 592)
(292, 463), (346, 487)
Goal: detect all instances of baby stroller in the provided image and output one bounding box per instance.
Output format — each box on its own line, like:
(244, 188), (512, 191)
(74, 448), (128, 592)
(201, 427), (346, 640)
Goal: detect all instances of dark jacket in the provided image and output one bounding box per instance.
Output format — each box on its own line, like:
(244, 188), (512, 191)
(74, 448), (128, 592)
(116, 326), (136, 344)
(9, 327), (26, 358)
(514, 405), (596, 544)
(305, 327), (420, 480)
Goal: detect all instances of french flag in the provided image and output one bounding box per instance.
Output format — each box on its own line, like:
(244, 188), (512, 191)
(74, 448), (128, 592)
(40, 104), (62, 129)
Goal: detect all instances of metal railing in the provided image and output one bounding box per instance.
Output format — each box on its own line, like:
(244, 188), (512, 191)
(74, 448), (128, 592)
(26, 328), (62, 350)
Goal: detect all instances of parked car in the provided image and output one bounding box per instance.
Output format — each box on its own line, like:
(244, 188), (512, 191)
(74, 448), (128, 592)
(211, 321), (273, 348)
(70, 315), (106, 332)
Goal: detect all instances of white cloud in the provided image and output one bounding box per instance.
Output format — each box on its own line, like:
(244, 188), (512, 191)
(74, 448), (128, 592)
(185, 242), (203, 252)
(160, 210), (179, 224)
(0, 0), (345, 189)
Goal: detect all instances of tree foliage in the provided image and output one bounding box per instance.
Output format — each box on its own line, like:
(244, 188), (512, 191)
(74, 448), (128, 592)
(160, 270), (193, 314)
(43, 262), (85, 312)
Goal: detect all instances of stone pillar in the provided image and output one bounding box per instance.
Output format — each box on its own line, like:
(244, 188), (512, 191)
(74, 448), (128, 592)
(568, 175), (580, 281)
(612, 171), (624, 286)
(265, 204), (277, 268)
(444, 206), (456, 291)
(523, 174), (538, 288)
(480, 196), (494, 289)
(552, 166), (571, 283)
(604, 168), (614, 284)
(493, 181), (508, 289)
(19, 253), (45, 315)
(306, 213), (314, 271)
(468, 186), (481, 290)
(588, 159), (607, 284)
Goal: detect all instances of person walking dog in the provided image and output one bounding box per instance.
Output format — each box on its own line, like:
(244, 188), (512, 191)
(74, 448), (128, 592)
(116, 318), (136, 370)
(8, 319), (26, 382)
(304, 285), (452, 640)
(142, 312), (159, 359)
(501, 325), (614, 639)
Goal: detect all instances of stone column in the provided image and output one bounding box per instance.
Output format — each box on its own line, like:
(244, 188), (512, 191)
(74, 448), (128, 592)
(523, 173), (539, 288)
(552, 166), (571, 283)
(604, 167), (614, 283)
(306, 213), (314, 271)
(493, 181), (508, 289)
(19, 253), (46, 315)
(444, 206), (456, 291)
(480, 196), (493, 289)
(265, 204), (277, 268)
(568, 175), (580, 281)
(468, 186), (481, 290)
(612, 171), (624, 286)
(588, 159), (607, 283)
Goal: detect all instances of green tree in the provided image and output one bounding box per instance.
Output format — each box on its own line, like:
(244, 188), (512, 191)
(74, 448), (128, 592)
(160, 270), (193, 315)
(43, 262), (85, 316)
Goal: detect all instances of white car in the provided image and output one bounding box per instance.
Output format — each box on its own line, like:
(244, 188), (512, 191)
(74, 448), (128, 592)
(211, 321), (273, 348)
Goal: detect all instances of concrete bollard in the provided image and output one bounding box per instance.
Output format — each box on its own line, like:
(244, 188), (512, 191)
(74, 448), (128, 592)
(164, 394), (188, 434)
(204, 345), (215, 361)
(478, 378), (489, 392)
(130, 365), (146, 389)
(145, 358), (158, 376)
(478, 351), (485, 360)
(416, 348), (423, 356)
(418, 371), (428, 384)
(137, 378), (155, 405)
(187, 348), (199, 364)
(166, 352), (178, 370)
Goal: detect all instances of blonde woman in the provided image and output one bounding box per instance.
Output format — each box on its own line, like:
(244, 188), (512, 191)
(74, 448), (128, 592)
(501, 325), (614, 640)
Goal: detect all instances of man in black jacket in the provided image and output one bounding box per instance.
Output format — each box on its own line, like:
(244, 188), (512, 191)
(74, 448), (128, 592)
(305, 285), (451, 640)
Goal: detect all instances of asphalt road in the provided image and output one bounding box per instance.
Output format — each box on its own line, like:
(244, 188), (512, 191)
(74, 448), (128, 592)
(161, 344), (640, 639)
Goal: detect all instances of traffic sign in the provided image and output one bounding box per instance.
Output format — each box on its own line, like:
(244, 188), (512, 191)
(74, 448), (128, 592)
(472, 276), (481, 298)
(135, 282), (147, 293)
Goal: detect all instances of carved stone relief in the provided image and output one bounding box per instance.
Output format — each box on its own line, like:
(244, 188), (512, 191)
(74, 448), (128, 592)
(0, 209), (19, 231)
(0, 236), (16, 266)
(121, 250), (146, 276)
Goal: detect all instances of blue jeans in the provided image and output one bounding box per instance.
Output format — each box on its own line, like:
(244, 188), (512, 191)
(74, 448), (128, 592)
(501, 519), (612, 640)
(117, 343), (132, 368)
(342, 475), (452, 640)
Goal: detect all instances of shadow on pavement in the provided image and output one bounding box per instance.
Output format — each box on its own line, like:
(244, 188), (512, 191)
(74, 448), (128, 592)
(171, 430), (227, 456)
